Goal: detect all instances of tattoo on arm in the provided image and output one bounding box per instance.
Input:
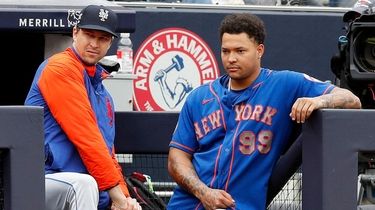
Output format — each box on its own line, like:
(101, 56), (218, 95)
(169, 158), (208, 199)
(320, 88), (361, 109)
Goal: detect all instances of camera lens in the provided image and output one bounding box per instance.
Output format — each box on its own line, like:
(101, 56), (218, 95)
(353, 30), (375, 73)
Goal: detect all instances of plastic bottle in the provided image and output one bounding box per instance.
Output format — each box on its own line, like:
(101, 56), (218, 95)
(116, 33), (133, 74)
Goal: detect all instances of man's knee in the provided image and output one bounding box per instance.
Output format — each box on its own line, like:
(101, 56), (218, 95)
(73, 173), (98, 190)
(45, 173), (99, 200)
(45, 173), (99, 210)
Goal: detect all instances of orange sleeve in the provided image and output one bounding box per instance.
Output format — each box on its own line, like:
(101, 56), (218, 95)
(38, 53), (122, 191)
(112, 147), (130, 197)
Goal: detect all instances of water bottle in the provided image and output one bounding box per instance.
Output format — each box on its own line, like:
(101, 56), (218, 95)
(116, 33), (133, 74)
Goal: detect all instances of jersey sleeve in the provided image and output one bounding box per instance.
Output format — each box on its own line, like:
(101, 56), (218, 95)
(169, 94), (199, 154)
(38, 56), (122, 191)
(111, 147), (130, 197)
(287, 71), (335, 98)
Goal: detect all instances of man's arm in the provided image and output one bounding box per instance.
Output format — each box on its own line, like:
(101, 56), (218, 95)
(290, 87), (362, 123)
(168, 147), (235, 209)
(111, 148), (130, 197)
(108, 185), (140, 210)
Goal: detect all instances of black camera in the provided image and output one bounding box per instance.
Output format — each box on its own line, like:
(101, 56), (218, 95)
(331, 13), (375, 108)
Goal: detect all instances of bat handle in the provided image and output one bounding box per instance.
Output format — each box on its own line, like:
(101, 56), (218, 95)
(154, 63), (177, 81)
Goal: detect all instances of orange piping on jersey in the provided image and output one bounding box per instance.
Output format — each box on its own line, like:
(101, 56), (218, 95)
(209, 144), (223, 188)
(323, 85), (335, 95)
(209, 82), (227, 131)
(224, 120), (242, 191)
(170, 141), (195, 153)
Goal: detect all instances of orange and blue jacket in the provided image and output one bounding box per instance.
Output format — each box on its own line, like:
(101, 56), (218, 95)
(25, 47), (129, 207)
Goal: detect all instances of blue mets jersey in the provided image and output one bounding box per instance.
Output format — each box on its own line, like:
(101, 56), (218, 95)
(168, 68), (334, 210)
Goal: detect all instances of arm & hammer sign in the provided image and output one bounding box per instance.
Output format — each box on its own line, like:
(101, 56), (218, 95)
(133, 28), (220, 111)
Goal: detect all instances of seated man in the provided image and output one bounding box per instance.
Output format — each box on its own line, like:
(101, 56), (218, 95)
(25, 4), (141, 210)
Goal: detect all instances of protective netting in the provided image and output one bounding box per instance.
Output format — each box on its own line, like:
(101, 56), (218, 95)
(116, 153), (302, 209)
(267, 170), (302, 210)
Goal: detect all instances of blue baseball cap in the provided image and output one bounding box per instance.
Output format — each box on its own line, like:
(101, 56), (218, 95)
(77, 5), (118, 37)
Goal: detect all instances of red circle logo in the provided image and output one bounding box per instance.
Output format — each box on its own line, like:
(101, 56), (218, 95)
(133, 28), (220, 111)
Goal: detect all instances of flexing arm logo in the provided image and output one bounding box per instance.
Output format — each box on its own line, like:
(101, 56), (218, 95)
(133, 28), (220, 111)
(154, 55), (193, 109)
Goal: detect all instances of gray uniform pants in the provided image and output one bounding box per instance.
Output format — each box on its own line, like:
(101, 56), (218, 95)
(45, 172), (99, 210)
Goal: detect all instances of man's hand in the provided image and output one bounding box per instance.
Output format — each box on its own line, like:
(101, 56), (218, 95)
(290, 97), (323, 123)
(199, 188), (235, 210)
(109, 185), (142, 210)
(111, 197), (141, 210)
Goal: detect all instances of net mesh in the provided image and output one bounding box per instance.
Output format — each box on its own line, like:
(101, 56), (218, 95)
(267, 169), (302, 210)
(116, 153), (302, 209)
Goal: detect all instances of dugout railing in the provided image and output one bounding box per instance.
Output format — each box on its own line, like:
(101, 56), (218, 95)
(2, 108), (372, 209)
(0, 106), (44, 210)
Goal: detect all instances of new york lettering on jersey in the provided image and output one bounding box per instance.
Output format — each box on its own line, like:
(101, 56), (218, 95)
(194, 104), (277, 140)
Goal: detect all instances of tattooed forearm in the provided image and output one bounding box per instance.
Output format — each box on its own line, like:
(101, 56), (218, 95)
(319, 88), (361, 109)
(180, 167), (207, 198)
(168, 152), (208, 200)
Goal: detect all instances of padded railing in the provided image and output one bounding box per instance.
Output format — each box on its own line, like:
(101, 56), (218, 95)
(0, 106), (44, 210)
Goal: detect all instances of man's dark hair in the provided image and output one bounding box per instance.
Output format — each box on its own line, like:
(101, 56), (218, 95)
(219, 13), (266, 44)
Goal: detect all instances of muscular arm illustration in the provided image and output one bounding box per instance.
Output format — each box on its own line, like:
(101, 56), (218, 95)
(156, 71), (192, 109)
(156, 71), (176, 107)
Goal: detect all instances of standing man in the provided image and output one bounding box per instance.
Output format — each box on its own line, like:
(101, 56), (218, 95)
(25, 5), (141, 210)
(167, 13), (361, 210)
